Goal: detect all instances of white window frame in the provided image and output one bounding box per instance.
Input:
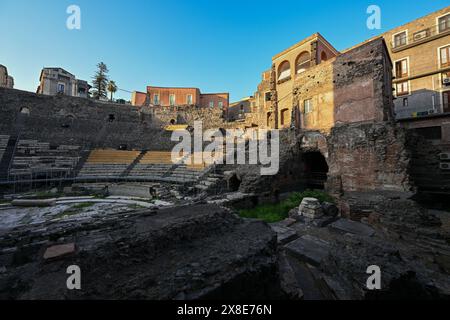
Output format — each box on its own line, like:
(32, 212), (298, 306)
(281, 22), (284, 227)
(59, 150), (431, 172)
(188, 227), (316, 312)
(393, 56), (410, 79)
(394, 80), (411, 97)
(436, 13), (450, 34)
(218, 101), (223, 108)
(169, 94), (176, 106)
(304, 99), (313, 114)
(437, 43), (450, 68)
(392, 30), (409, 48)
(153, 93), (160, 105)
(209, 101), (214, 108)
(57, 83), (65, 93)
(186, 94), (193, 105)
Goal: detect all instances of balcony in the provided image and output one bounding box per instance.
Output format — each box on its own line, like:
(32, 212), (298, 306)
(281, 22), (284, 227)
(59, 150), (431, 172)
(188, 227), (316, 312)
(391, 23), (450, 52)
(395, 104), (443, 120)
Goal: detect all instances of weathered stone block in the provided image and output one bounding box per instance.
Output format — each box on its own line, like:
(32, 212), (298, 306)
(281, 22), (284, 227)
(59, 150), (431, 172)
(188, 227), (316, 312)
(298, 198), (324, 219)
(43, 243), (76, 260)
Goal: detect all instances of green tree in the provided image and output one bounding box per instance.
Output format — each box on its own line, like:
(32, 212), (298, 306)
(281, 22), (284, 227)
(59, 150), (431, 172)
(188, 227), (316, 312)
(92, 62), (109, 100)
(107, 80), (118, 101)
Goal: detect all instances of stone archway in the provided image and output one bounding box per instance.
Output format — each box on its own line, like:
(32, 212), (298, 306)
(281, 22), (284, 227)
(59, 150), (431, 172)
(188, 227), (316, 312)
(228, 174), (242, 192)
(302, 151), (329, 189)
(300, 131), (330, 189)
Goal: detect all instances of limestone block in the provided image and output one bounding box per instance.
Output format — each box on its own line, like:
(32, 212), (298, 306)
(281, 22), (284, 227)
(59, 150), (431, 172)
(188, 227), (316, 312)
(298, 198), (323, 219)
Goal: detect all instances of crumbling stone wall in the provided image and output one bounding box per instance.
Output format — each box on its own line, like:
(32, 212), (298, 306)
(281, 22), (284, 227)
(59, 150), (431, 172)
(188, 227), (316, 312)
(292, 38), (393, 133)
(149, 105), (234, 129)
(237, 122), (412, 199)
(405, 132), (450, 194)
(0, 88), (231, 151)
(326, 122), (411, 193)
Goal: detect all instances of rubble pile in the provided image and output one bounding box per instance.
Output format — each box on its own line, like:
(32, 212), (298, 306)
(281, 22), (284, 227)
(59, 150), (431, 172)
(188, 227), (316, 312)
(0, 204), (282, 300)
(271, 193), (450, 299)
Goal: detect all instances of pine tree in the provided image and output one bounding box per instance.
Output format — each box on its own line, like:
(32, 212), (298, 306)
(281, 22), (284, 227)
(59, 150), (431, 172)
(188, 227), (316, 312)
(92, 62), (109, 100)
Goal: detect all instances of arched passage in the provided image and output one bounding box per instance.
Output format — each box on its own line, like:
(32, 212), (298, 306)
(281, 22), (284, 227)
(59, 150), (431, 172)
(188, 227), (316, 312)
(228, 174), (241, 192)
(303, 151), (329, 189)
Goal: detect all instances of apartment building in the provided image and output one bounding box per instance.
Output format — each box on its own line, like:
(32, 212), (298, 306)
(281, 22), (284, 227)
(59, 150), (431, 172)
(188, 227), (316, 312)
(382, 7), (450, 117)
(36, 67), (91, 98)
(131, 86), (229, 109)
(249, 33), (340, 129)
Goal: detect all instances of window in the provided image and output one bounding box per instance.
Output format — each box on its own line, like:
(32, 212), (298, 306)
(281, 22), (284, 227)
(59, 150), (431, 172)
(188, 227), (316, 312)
(443, 91), (450, 113)
(438, 14), (450, 33)
(403, 98), (408, 107)
(218, 101), (223, 108)
(186, 94), (193, 105)
(209, 101), (214, 108)
(414, 126), (442, 140)
(304, 99), (313, 114)
(265, 92), (272, 102)
(393, 31), (407, 48)
(57, 83), (65, 93)
(395, 59), (409, 78)
(280, 108), (289, 126)
(169, 94), (176, 106)
(295, 51), (311, 74)
(443, 72), (450, 86)
(153, 94), (160, 105)
(413, 30), (428, 42)
(440, 46), (450, 68)
(278, 61), (291, 82)
(240, 104), (244, 111)
(396, 82), (409, 96)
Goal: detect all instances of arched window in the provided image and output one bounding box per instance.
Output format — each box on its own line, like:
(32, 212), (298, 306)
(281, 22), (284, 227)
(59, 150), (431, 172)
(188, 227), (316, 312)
(278, 61), (291, 82)
(321, 51), (328, 62)
(295, 51), (311, 74)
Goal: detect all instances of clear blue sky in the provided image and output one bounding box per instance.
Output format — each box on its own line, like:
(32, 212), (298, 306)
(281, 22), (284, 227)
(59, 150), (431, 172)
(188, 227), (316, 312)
(0, 0), (448, 101)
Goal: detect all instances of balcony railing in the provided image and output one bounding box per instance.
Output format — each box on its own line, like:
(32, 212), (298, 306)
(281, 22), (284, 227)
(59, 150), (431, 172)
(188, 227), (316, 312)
(391, 23), (450, 50)
(395, 104), (444, 120)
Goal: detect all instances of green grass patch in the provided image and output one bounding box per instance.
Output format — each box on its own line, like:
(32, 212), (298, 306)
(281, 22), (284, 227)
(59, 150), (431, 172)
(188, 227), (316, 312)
(32, 191), (64, 199)
(55, 202), (95, 219)
(238, 190), (334, 223)
(71, 202), (96, 209)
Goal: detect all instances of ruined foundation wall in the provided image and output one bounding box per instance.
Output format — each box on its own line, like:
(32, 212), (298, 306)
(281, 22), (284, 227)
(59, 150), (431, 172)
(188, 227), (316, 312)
(326, 122), (411, 193)
(237, 122), (412, 198)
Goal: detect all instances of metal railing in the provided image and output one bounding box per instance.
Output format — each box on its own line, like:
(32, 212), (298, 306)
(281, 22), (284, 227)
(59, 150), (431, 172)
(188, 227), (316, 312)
(391, 24), (450, 50)
(394, 104), (445, 120)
